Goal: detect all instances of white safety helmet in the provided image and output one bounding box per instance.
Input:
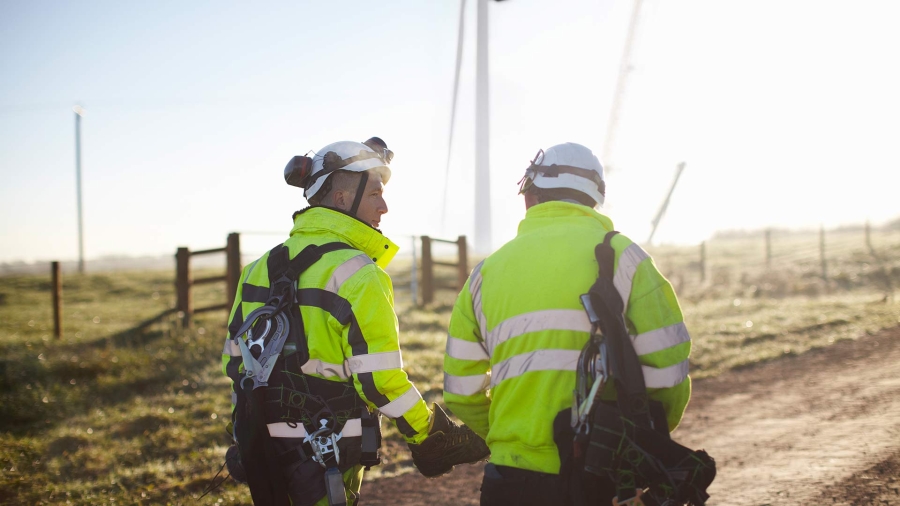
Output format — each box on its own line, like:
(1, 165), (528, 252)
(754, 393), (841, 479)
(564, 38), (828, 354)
(517, 142), (606, 207)
(284, 138), (393, 201)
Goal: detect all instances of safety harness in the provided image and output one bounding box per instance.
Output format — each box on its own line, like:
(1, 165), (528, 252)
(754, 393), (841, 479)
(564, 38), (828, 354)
(229, 241), (382, 506)
(554, 231), (716, 506)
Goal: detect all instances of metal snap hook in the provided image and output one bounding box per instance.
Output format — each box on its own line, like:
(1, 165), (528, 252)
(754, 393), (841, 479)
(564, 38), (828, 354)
(247, 318), (272, 355)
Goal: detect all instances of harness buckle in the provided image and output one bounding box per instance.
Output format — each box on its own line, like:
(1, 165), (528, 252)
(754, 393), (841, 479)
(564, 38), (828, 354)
(305, 419), (343, 468)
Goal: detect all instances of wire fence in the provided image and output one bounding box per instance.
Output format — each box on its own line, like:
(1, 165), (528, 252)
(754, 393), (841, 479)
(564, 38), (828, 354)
(648, 224), (900, 300)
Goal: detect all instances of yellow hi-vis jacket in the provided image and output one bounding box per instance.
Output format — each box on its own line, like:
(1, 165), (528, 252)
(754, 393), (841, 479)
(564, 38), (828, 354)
(222, 206), (432, 444)
(443, 201), (692, 474)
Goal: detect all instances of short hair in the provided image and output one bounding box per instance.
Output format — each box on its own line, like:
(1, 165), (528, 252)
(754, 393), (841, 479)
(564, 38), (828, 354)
(308, 170), (363, 207)
(525, 184), (597, 207)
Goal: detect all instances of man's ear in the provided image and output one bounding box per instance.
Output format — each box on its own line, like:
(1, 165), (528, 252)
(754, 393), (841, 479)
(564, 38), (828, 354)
(524, 191), (540, 210)
(331, 190), (349, 210)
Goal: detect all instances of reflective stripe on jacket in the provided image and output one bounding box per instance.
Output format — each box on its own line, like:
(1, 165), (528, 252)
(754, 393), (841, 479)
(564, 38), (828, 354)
(443, 201), (692, 474)
(222, 206), (432, 444)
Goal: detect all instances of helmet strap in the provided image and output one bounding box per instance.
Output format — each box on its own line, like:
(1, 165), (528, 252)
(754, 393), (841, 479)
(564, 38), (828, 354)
(349, 170), (369, 216)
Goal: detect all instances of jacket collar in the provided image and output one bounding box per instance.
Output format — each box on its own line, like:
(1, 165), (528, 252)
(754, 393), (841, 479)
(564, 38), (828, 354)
(518, 201), (615, 235)
(290, 206), (399, 269)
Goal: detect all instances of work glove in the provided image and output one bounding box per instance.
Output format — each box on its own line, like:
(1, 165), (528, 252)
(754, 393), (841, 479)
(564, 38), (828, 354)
(407, 403), (490, 478)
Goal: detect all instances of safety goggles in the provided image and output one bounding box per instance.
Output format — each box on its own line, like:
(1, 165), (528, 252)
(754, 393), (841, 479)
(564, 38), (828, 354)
(517, 149), (544, 194)
(362, 137), (393, 165)
(377, 147), (394, 165)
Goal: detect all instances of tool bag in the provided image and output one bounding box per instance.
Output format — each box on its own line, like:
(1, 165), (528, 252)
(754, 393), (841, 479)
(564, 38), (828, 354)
(554, 231), (716, 506)
(229, 242), (382, 506)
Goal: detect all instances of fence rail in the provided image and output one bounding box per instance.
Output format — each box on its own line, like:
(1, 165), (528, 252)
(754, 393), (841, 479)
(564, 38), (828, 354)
(174, 232), (242, 326)
(420, 235), (468, 305)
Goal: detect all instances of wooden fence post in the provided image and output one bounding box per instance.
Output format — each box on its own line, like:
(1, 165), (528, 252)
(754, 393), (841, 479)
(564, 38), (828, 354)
(819, 225), (827, 282)
(226, 233), (242, 311)
(865, 221), (872, 252)
(457, 235), (469, 290)
(699, 242), (706, 283)
(176, 247), (192, 326)
(410, 236), (418, 306)
(765, 229), (772, 268)
(51, 261), (62, 340)
(421, 236), (434, 305)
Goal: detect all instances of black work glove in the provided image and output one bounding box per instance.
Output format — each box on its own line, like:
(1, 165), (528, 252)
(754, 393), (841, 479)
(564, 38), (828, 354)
(407, 403), (490, 478)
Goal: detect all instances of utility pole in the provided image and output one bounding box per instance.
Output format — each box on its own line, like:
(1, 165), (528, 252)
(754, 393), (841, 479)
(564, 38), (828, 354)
(647, 162), (686, 245)
(474, 0), (492, 254)
(602, 0), (645, 171)
(74, 105), (86, 273)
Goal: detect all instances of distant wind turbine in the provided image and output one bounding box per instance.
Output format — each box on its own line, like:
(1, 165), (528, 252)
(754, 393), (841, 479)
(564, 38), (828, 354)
(441, 0), (505, 254)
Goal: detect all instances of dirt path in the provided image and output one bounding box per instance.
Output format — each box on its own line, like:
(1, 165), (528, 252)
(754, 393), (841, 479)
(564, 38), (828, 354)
(360, 326), (900, 505)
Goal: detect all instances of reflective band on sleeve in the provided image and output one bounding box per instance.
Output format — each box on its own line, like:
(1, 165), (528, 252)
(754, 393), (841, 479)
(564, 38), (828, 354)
(245, 259), (261, 279)
(346, 350), (403, 374)
(613, 243), (649, 312)
(642, 359), (690, 389)
(470, 261), (488, 340)
(444, 372), (490, 396)
(632, 322), (691, 356)
(231, 392), (237, 406)
(486, 309), (590, 354)
(491, 349), (580, 387)
(223, 338), (242, 357)
(300, 358), (351, 380)
(267, 418), (362, 438)
(446, 336), (490, 361)
(377, 386), (423, 419)
(326, 254), (373, 294)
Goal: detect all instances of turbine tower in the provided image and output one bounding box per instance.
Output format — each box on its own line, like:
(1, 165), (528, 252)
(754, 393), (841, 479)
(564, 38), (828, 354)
(474, 0), (493, 254)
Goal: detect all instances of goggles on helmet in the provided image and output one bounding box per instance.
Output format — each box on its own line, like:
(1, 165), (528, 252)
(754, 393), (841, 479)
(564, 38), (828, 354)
(362, 137), (394, 165)
(376, 146), (394, 165)
(517, 149), (544, 195)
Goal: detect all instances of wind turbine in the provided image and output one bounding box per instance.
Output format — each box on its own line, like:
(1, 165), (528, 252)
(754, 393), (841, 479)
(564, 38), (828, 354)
(441, 0), (503, 254)
(442, 0), (645, 253)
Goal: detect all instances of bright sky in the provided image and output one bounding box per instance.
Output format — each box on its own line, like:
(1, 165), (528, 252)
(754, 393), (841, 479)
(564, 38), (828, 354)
(2, 0), (899, 263)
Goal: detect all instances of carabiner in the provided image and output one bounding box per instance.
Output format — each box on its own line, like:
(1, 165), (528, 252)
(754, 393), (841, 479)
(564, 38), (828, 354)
(246, 318), (272, 354)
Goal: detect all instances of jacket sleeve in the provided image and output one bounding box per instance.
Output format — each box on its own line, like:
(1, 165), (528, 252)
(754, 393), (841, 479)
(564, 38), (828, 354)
(341, 266), (433, 444)
(221, 261), (255, 409)
(625, 253), (692, 433)
(443, 268), (492, 439)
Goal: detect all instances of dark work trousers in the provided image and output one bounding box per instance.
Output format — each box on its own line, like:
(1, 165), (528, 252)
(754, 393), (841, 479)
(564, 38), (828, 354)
(480, 463), (617, 506)
(480, 464), (567, 506)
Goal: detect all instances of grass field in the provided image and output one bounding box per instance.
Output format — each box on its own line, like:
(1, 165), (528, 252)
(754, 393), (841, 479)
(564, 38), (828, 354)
(1, 230), (899, 505)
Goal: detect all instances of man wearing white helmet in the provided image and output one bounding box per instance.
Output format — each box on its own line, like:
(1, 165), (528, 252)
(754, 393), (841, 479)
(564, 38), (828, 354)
(443, 143), (695, 505)
(223, 137), (489, 506)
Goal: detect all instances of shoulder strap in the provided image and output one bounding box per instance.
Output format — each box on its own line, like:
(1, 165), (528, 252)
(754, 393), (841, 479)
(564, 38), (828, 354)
(266, 242), (356, 286)
(285, 242), (356, 281)
(587, 231), (652, 425)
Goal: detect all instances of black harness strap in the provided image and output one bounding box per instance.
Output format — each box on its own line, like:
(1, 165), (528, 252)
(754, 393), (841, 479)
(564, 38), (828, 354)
(554, 231), (716, 506)
(349, 170), (369, 216)
(241, 284), (270, 303)
(588, 231), (651, 423)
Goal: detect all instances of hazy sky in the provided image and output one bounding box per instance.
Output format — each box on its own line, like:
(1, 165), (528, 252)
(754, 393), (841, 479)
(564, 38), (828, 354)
(2, 0), (899, 263)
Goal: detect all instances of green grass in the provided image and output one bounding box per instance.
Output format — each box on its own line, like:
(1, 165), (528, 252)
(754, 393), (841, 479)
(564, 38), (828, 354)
(0, 271), (236, 505)
(1, 239), (899, 504)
